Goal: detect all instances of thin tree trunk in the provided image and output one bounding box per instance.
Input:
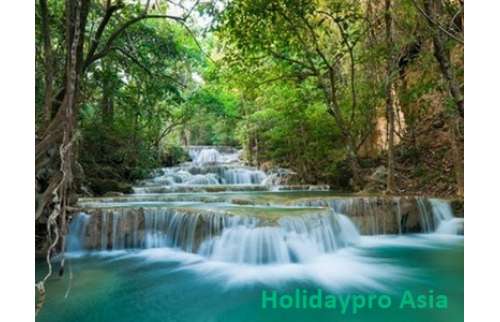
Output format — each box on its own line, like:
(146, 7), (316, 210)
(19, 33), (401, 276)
(422, 0), (464, 118)
(422, 0), (464, 196)
(39, 0), (54, 129)
(56, 0), (89, 264)
(101, 63), (114, 123)
(323, 70), (363, 190)
(254, 132), (259, 167)
(449, 117), (464, 197)
(326, 101), (362, 190)
(385, 0), (396, 193)
(299, 121), (309, 182)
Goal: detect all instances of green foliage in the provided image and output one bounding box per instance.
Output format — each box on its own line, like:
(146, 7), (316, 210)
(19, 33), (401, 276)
(74, 7), (205, 194)
(160, 145), (190, 167)
(181, 59), (242, 146)
(208, 0), (381, 185)
(35, 0), (464, 195)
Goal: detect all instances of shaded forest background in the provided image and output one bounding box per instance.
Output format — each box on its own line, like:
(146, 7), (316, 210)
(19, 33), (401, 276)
(35, 0), (463, 290)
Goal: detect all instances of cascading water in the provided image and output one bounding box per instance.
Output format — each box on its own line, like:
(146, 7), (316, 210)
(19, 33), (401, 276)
(68, 146), (463, 268)
(192, 148), (224, 165)
(188, 146), (241, 165)
(58, 146), (465, 322)
(92, 208), (234, 251)
(222, 168), (266, 185)
(133, 146), (267, 193)
(416, 197), (434, 232)
(198, 211), (359, 264)
(413, 197), (464, 235)
(66, 212), (90, 252)
(68, 206), (360, 264)
(430, 198), (465, 235)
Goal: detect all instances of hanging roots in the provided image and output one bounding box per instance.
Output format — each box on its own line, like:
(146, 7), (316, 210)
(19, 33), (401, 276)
(35, 127), (78, 315)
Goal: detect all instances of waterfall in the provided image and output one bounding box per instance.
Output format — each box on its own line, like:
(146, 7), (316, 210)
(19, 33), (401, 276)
(294, 196), (463, 235)
(74, 146), (463, 268)
(134, 146), (268, 192)
(66, 213), (90, 252)
(414, 198), (464, 235)
(100, 212), (108, 250)
(198, 211), (360, 264)
(185, 173), (220, 185)
(69, 206), (362, 265)
(74, 198), (462, 262)
(222, 168), (266, 184)
(192, 148), (223, 165)
(189, 146), (241, 165)
(416, 198), (434, 232)
(430, 199), (464, 235)
(94, 208), (231, 251)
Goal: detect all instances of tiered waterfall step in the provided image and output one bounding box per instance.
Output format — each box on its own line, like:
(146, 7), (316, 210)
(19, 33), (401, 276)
(69, 146), (464, 265)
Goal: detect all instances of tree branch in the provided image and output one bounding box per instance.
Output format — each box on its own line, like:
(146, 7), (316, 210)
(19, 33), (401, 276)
(410, 0), (464, 44)
(39, 0), (55, 128)
(84, 14), (185, 70)
(115, 46), (153, 76)
(83, 0), (123, 69)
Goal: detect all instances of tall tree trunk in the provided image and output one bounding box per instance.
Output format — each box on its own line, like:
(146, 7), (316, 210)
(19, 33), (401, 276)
(36, 0), (90, 314)
(385, 0), (396, 193)
(39, 0), (54, 129)
(422, 0), (464, 118)
(323, 70), (363, 190)
(101, 63), (115, 123)
(422, 0), (464, 197)
(326, 101), (362, 190)
(299, 121), (309, 182)
(449, 117), (464, 197)
(253, 131), (259, 167)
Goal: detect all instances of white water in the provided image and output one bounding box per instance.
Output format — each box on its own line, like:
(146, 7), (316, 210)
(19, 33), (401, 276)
(188, 146), (241, 165)
(198, 212), (360, 264)
(70, 198), (462, 265)
(133, 146), (267, 193)
(66, 212), (90, 252)
(85, 244), (409, 291)
(70, 146), (463, 270)
(430, 198), (464, 235)
(76, 206), (361, 265)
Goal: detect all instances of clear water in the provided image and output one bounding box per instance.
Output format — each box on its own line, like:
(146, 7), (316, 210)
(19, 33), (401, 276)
(36, 235), (463, 322)
(38, 147), (463, 321)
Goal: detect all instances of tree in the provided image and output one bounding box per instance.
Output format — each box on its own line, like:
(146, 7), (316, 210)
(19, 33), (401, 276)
(218, 0), (377, 189)
(35, 0), (201, 313)
(413, 0), (464, 196)
(385, 0), (396, 193)
(415, 0), (463, 117)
